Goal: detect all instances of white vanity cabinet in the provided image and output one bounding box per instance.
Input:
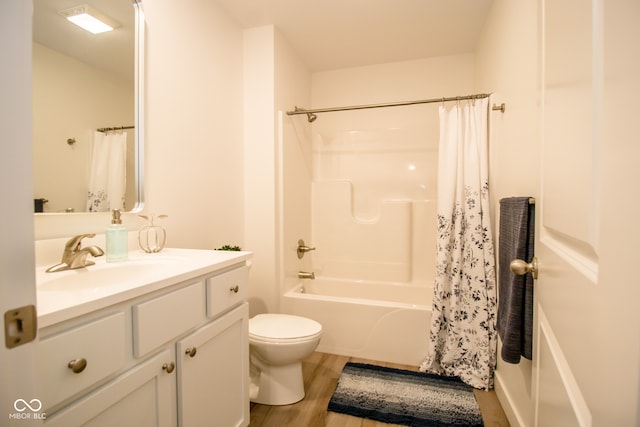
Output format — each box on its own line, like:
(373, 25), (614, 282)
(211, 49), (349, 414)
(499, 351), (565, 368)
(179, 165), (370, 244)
(177, 303), (248, 427)
(39, 348), (176, 427)
(36, 259), (250, 427)
(37, 312), (128, 410)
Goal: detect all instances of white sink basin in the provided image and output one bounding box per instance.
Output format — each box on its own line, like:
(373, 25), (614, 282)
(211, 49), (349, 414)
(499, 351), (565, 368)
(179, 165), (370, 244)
(37, 253), (187, 292)
(36, 248), (252, 328)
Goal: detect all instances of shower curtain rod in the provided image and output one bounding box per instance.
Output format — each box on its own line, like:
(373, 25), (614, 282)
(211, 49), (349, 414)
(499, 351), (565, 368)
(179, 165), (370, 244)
(287, 93), (506, 118)
(97, 125), (135, 133)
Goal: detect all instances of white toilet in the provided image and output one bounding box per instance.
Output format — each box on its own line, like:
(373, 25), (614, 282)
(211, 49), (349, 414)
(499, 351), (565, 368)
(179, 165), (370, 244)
(248, 313), (322, 405)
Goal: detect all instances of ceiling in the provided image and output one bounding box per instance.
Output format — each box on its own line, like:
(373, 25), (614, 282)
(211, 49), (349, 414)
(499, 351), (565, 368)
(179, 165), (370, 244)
(32, 0), (494, 81)
(214, 0), (494, 71)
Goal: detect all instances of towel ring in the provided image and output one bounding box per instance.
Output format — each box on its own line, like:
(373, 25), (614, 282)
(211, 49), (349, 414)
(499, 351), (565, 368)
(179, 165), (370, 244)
(510, 257), (538, 280)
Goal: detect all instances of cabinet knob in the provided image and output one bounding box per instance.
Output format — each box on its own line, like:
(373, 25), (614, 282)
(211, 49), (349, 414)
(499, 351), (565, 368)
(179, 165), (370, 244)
(185, 347), (197, 358)
(67, 358), (87, 374)
(162, 362), (175, 374)
(229, 285), (239, 293)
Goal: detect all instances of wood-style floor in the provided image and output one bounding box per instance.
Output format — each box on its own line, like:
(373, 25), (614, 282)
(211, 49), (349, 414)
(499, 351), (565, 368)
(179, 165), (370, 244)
(250, 352), (510, 427)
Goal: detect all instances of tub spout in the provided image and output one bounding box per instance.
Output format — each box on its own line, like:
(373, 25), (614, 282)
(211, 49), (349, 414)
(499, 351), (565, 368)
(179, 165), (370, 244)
(298, 271), (315, 280)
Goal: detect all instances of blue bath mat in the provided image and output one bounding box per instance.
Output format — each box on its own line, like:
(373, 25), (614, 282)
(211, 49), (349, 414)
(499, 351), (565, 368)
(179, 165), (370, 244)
(328, 362), (483, 426)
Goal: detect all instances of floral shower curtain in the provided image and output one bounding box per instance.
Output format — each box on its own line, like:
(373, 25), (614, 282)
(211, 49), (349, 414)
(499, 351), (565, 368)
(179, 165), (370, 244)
(86, 131), (127, 212)
(419, 97), (497, 391)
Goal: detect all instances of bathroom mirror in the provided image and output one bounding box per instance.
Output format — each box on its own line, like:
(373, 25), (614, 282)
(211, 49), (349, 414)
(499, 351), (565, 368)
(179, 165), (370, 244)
(32, 0), (144, 213)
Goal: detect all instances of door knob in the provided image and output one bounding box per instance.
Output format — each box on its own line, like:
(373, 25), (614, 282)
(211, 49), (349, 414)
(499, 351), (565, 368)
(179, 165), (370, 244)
(509, 257), (538, 280)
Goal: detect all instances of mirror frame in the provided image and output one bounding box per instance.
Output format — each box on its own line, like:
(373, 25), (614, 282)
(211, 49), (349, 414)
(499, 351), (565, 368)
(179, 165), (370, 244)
(34, 0), (145, 215)
(132, 0), (144, 212)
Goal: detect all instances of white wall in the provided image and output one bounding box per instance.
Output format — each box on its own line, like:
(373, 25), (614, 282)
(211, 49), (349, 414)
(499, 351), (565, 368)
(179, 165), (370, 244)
(474, 1), (540, 425)
(243, 26), (277, 315)
(312, 55), (475, 108)
(274, 30), (313, 299)
(34, 0), (246, 250)
(244, 25), (312, 316)
(32, 43), (134, 213)
(143, 0), (244, 250)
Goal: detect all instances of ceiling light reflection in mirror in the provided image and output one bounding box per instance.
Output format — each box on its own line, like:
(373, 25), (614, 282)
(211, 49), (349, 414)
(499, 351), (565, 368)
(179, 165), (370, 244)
(59, 4), (120, 34)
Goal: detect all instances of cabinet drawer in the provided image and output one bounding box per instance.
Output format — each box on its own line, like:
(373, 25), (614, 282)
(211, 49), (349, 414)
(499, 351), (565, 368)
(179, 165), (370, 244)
(133, 282), (205, 357)
(42, 349), (175, 427)
(206, 266), (248, 318)
(37, 312), (126, 410)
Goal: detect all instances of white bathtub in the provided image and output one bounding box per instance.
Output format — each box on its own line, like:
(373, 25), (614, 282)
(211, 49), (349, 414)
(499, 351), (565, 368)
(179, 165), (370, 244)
(281, 277), (432, 366)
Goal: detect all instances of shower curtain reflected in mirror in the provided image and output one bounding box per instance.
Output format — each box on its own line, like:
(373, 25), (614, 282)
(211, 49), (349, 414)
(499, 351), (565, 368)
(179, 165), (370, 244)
(419, 97), (497, 391)
(86, 131), (127, 212)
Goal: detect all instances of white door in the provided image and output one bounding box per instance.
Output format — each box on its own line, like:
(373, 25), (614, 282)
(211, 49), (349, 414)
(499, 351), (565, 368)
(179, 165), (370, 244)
(1, 1), (40, 426)
(536, 1), (640, 425)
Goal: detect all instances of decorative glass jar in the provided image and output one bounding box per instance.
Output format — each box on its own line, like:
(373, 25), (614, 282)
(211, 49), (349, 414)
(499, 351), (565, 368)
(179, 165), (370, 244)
(138, 214), (167, 253)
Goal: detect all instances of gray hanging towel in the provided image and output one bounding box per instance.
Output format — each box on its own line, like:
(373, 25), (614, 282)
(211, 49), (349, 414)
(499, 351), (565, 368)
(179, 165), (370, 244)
(497, 197), (535, 363)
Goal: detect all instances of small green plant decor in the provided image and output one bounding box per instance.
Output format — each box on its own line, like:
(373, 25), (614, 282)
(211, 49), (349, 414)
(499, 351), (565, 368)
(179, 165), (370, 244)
(216, 244), (242, 251)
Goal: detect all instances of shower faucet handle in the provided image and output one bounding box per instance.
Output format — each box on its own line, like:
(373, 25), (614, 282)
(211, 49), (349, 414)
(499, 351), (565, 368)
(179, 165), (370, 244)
(297, 239), (316, 259)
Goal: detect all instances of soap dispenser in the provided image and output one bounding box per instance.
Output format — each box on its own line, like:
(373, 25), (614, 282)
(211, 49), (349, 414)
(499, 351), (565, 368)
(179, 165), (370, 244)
(106, 209), (128, 262)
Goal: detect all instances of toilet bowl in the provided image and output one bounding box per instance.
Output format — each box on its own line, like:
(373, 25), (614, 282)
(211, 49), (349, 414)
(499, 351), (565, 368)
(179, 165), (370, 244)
(249, 313), (322, 405)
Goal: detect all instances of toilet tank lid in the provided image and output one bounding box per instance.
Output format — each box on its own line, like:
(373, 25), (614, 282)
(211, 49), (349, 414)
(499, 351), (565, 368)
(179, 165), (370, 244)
(249, 314), (322, 339)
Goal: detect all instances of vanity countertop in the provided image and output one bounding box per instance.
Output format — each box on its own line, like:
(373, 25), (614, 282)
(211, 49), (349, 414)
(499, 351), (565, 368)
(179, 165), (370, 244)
(36, 248), (252, 328)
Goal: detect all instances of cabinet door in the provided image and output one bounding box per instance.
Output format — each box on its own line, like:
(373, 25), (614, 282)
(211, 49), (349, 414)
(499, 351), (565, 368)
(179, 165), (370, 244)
(177, 303), (249, 427)
(44, 349), (177, 427)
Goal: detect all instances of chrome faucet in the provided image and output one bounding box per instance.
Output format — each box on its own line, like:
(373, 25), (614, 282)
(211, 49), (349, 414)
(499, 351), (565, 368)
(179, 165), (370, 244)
(298, 271), (315, 279)
(46, 234), (105, 273)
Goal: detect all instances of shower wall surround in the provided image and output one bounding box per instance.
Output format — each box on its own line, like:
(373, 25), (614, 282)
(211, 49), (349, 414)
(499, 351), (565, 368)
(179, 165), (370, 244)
(311, 128), (435, 283)
(309, 54), (476, 284)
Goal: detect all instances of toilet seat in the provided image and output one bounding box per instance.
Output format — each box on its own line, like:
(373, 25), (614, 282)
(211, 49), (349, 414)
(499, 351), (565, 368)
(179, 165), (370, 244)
(249, 314), (322, 343)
